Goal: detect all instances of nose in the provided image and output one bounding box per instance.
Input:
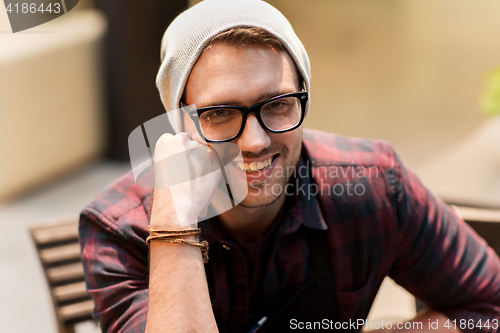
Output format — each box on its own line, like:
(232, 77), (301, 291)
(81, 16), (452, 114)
(236, 114), (271, 154)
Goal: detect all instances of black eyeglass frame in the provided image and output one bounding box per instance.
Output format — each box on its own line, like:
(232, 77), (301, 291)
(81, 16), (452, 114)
(181, 91), (308, 143)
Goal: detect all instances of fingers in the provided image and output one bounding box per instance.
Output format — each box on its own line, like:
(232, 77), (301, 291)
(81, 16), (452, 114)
(153, 132), (221, 188)
(154, 132), (203, 162)
(154, 133), (174, 163)
(152, 131), (227, 224)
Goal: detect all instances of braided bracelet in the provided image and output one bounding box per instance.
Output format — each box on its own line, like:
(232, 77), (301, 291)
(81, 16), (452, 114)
(147, 227), (208, 263)
(147, 226), (201, 236)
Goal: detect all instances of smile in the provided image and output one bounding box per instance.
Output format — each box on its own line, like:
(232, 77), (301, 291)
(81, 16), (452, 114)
(235, 156), (274, 172)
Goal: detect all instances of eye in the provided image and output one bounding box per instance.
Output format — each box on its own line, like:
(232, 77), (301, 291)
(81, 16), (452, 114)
(205, 109), (228, 119)
(201, 108), (240, 125)
(212, 110), (227, 117)
(263, 98), (292, 114)
(268, 101), (287, 109)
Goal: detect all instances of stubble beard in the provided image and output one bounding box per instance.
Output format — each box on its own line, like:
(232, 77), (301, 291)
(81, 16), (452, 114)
(238, 142), (302, 209)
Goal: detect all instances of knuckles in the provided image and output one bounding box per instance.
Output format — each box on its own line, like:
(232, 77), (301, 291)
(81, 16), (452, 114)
(154, 132), (204, 162)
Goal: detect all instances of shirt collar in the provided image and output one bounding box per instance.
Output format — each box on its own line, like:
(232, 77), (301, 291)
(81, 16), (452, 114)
(280, 155), (328, 235)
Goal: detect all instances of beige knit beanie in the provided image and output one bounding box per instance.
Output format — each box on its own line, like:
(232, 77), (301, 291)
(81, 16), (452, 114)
(156, 0), (311, 133)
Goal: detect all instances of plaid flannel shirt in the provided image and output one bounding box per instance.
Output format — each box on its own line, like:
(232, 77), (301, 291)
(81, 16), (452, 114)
(79, 129), (500, 333)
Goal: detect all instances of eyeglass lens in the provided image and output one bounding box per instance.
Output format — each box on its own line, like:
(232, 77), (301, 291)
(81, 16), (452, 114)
(199, 96), (302, 141)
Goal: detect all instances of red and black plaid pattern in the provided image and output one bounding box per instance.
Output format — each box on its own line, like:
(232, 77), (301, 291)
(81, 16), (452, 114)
(79, 129), (500, 333)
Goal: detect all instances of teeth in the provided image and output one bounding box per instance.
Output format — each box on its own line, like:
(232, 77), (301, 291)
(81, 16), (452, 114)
(235, 157), (273, 171)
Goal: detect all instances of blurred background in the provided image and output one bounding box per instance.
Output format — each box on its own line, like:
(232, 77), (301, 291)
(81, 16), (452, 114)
(1, 0), (500, 332)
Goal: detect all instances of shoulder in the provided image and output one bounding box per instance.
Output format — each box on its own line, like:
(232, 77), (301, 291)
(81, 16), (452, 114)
(80, 166), (153, 236)
(302, 128), (398, 169)
(301, 129), (403, 213)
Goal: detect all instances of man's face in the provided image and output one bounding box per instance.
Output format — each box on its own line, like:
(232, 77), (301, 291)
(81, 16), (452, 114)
(183, 43), (303, 208)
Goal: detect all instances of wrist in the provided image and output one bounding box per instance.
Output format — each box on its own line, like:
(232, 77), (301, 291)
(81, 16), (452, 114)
(150, 215), (198, 230)
(150, 189), (199, 229)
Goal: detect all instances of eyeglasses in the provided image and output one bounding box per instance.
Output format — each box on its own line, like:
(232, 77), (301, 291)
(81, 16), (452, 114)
(181, 91), (308, 143)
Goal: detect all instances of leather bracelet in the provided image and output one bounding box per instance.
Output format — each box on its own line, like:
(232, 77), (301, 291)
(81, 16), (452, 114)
(147, 226), (201, 237)
(147, 227), (208, 263)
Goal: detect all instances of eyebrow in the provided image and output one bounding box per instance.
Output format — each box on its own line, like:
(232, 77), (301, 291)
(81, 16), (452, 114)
(202, 90), (297, 108)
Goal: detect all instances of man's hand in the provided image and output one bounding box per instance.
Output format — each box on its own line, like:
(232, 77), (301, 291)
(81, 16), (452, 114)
(151, 132), (222, 229)
(146, 132), (220, 332)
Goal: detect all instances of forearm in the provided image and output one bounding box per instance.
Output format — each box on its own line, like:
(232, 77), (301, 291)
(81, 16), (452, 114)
(370, 309), (461, 333)
(146, 241), (218, 332)
(145, 189), (218, 333)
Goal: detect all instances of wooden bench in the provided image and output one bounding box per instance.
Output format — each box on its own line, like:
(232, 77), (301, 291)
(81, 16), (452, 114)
(453, 205), (500, 256)
(30, 217), (97, 333)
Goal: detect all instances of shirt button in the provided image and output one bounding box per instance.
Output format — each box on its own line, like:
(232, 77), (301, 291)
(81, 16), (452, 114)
(222, 244), (231, 251)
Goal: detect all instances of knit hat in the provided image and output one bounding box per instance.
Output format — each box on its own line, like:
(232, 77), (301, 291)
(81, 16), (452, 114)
(156, 0), (311, 133)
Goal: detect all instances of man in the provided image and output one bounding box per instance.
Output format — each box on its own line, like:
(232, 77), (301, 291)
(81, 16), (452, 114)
(79, 0), (500, 332)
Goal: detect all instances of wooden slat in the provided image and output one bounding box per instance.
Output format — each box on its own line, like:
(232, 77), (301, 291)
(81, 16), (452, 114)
(30, 218), (78, 232)
(59, 300), (95, 321)
(47, 263), (85, 283)
(454, 206), (500, 223)
(54, 282), (89, 302)
(32, 223), (79, 245)
(452, 206), (500, 257)
(30, 217), (97, 330)
(40, 243), (81, 264)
